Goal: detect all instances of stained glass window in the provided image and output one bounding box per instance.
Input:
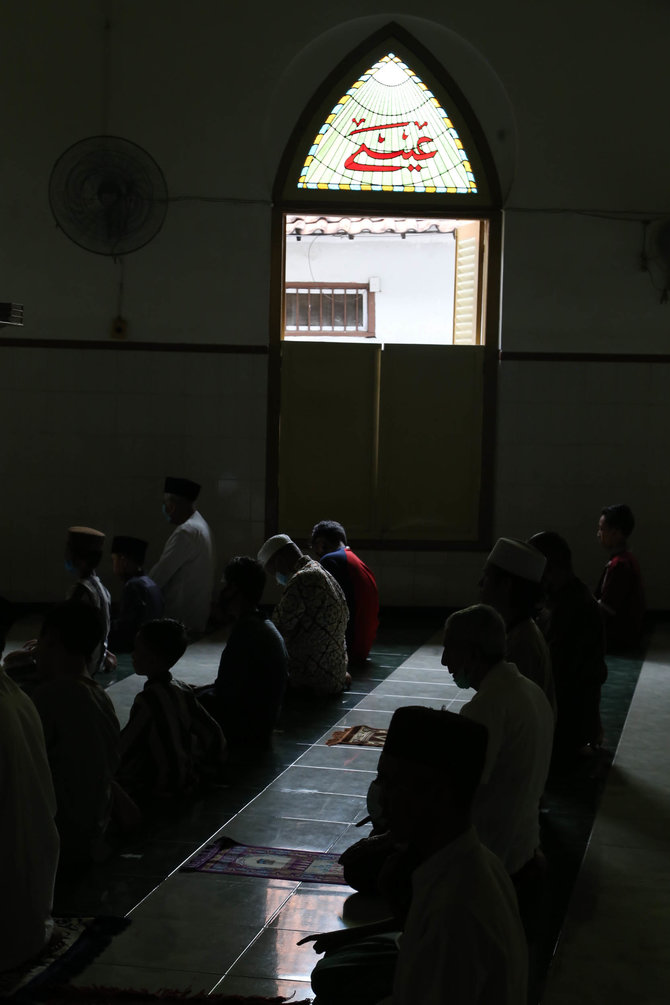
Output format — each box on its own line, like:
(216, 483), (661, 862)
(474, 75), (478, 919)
(298, 53), (477, 195)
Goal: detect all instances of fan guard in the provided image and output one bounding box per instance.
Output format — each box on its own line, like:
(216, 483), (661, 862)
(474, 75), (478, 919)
(49, 135), (168, 255)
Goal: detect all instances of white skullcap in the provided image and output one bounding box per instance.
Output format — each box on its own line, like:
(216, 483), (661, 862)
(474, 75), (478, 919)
(487, 537), (546, 583)
(257, 533), (294, 568)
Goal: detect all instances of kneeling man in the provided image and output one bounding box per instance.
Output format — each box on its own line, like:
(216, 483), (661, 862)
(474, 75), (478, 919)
(258, 534), (349, 696)
(308, 706), (527, 1005)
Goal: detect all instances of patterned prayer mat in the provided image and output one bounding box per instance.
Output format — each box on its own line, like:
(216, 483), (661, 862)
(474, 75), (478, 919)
(181, 838), (346, 884)
(326, 725), (388, 747)
(34, 990), (312, 1004)
(1, 916), (129, 1001)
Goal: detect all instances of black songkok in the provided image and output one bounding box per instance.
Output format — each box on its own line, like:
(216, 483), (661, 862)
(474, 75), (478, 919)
(384, 706), (488, 772)
(111, 535), (148, 564)
(164, 477), (201, 501)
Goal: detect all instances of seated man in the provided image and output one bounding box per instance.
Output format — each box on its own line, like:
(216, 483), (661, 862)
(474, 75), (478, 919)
(196, 556), (288, 747)
(0, 656), (59, 972)
(595, 503), (645, 651)
(258, 534), (349, 696)
(442, 603), (554, 932)
(117, 619), (227, 802)
(311, 520), (379, 666)
(65, 526), (112, 674)
(529, 531), (608, 761)
(32, 603), (121, 865)
(149, 477), (214, 637)
(308, 706), (527, 1005)
(109, 535), (164, 652)
(4, 525), (112, 688)
(479, 537), (557, 717)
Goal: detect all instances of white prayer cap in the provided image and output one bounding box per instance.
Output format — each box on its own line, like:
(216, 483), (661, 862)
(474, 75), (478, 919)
(486, 537), (546, 583)
(257, 533), (294, 568)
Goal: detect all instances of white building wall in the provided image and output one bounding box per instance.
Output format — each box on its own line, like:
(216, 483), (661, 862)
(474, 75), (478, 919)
(285, 233), (457, 343)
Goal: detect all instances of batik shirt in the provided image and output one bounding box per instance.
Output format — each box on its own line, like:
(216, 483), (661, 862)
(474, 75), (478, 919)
(272, 556), (348, 695)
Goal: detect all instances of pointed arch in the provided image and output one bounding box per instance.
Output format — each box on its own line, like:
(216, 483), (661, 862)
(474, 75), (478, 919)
(275, 23), (500, 210)
(298, 53), (477, 195)
(267, 25), (500, 547)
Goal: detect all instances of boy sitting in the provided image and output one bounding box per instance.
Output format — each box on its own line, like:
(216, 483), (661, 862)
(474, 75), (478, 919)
(32, 603), (121, 865)
(117, 619), (227, 802)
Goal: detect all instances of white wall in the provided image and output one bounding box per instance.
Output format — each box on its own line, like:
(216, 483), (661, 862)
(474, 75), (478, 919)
(285, 232), (457, 344)
(1, 1), (669, 609)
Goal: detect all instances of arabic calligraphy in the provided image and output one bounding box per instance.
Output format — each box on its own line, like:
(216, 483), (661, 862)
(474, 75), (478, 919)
(344, 138), (437, 173)
(344, 118), (437, 174)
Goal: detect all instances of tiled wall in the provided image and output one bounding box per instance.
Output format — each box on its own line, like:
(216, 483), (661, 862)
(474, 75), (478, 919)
(363, 358), (663, 612)
(0, 346), (662, 609)
(2, 3), (667, 613)
(0, 347), (267, 603)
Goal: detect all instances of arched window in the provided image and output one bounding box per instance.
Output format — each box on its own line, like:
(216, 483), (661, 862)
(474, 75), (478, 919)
(269, 27), (501, 547)
(297, 52), (477, 195)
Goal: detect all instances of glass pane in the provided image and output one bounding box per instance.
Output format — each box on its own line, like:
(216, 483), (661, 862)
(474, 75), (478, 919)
(297, 291), (309, 328)
(298, 53), (477, 195)
(285, 292), (297, 328)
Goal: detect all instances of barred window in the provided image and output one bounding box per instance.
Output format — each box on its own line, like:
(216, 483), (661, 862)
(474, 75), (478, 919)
(284, 283), (375, 336)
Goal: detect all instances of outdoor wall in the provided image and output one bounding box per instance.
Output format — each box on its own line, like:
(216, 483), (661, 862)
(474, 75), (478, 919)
(285, 233), (457, 343)
(1, 1), (669, 609)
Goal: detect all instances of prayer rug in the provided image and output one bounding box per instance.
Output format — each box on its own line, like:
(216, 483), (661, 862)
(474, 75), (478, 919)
(1, 916), (129, 1001)
(325, 725), (388, 747)
(34, 989), (312, 1004)
(181, 838), (346, 884)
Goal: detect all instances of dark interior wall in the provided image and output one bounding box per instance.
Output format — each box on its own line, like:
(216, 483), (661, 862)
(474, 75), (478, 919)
(1, 1), (667, 605)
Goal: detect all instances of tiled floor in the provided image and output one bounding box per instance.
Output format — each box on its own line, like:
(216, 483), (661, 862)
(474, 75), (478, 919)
(5, 613), (665, 1001)
(542, 624), (670, 1005)
(77, 621), (453, 998)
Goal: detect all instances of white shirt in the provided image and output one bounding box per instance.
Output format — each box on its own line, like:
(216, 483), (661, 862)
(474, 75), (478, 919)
(387, 827), (527, 1005)
(507, 618), (557, 719)
(461, 660), (554, 874)
(150, 510), (214, 633)
(0, 670), (59, 971)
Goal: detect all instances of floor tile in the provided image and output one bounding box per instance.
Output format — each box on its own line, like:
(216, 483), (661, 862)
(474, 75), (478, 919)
(296, 743), (381, 771)
(315, 709), (393, 736)
(372, 678), (459, 700)
(389, 666), (467, 686)
(129, 873), (298, 925)
(96, 920), (261, 972)
(224, 926), (317, 982)
(70, 962), (222, 994)
(212, 974), (313, 999)
(221, 811), (352, 851)
(327, 821), (374, 855)
(95, 917), (261, 972)
(262, 764), (375, 797)
(234, 786), (367, 824)
(354, 693), (451, 712)
(270, 885), (357, 933)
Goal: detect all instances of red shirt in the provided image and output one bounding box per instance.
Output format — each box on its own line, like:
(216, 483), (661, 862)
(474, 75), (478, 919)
(595, 550), (645, 651)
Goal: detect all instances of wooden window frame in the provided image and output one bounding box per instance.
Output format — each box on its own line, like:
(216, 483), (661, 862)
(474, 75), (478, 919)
(267, 24), (502, 550)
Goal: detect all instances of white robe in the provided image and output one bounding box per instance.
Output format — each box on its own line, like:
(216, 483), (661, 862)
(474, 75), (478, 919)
(461, 660), (554, 874)
(149, 510), (214, 633)
(0, 670), (59, 972)
(388, 827), (527, 1005)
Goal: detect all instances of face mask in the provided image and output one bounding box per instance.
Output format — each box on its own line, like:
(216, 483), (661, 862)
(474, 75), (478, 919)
(64, 559), (75, 574)
(451, 668), (471, 690)
(162, 503), (171, 522)
(276, 572), (288, 586)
